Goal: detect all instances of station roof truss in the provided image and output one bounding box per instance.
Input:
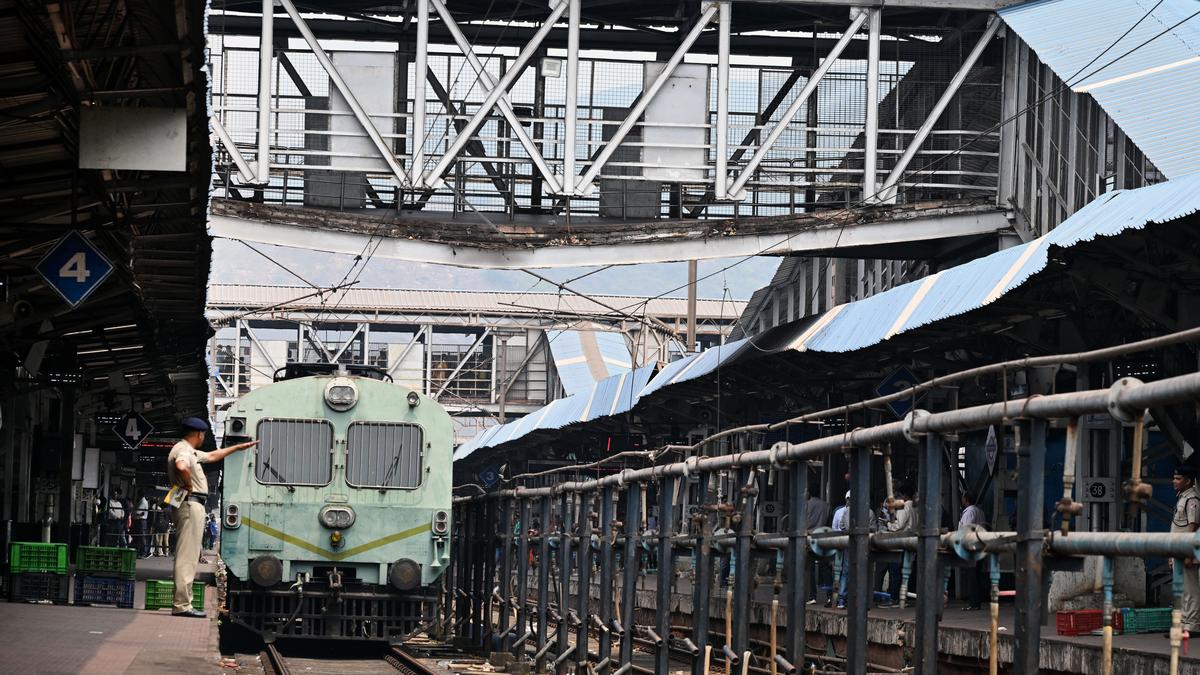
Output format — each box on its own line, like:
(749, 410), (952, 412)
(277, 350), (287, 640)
(0, 0), (213, 433)
(455, 172), (1200, 463)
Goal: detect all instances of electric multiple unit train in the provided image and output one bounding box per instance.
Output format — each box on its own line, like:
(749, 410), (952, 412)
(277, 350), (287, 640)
(217, 364), (452, 648)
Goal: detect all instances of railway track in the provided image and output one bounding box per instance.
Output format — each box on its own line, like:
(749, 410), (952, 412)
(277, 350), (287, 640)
(254, 642), (440, 675)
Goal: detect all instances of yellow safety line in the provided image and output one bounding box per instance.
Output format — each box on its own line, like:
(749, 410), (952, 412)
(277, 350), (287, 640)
(242, 518), (431, 562)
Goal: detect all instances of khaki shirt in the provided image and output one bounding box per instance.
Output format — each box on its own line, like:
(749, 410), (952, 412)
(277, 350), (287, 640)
(167, 440), (211, 495)
(1172, 485), (1200, 533)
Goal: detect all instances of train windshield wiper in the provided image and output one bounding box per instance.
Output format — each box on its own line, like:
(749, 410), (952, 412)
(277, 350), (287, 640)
(379, 446), (402, 489)
(260, 444), (295, 491)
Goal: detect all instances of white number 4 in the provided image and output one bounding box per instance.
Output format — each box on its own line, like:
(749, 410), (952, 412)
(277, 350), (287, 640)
(59, 252), (91, 283)
(125, 418), (141, 441)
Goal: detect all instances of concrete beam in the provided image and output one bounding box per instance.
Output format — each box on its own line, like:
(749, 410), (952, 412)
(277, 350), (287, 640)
(209, 208), (1011, 270)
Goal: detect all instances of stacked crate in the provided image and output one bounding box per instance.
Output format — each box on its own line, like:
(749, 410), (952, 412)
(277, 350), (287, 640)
(74, 546), (137, 608)
(9, 542), (70, 604)
(144, 579), (206, 611)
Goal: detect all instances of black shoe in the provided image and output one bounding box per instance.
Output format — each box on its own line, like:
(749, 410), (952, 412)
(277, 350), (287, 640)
(823, 599), (832, 608)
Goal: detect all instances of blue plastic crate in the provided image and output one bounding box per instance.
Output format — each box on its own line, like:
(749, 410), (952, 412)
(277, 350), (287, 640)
(74, 575), (135, 608)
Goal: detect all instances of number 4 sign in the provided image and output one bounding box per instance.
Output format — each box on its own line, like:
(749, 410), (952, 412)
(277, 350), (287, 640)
(111, 411), (154, 450)
(35, 231), (114, 307)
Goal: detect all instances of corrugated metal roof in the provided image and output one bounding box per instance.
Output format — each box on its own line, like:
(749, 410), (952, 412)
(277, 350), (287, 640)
(999, 0), (1200, 178)
(546, 330), (634, 394)
(207, 284), (745, 320)
(454, 365), (656, 460)
(456, 173), (1200, 459)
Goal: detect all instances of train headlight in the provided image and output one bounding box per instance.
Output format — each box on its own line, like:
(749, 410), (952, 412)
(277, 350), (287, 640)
(432, 510), (450, 537)
(319, 504), (356, 529)
(389, 558), (421, 591)
(324, 377), (359, 411)
(224, 503), (241, 529)
(407, 391), (420, 408)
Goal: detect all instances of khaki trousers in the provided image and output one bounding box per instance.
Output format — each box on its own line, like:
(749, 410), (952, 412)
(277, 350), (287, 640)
(1184, 562), (1200, 632)
(173, 501), (205, 612)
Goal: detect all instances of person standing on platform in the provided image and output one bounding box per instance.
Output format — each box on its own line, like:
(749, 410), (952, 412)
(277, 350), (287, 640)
(134, 493), (150, 557)
(958, 492), (988, 610)
(805, 487), (830, 605)
(166, 417), (256, 618)
(1172, 465), (1200, 636)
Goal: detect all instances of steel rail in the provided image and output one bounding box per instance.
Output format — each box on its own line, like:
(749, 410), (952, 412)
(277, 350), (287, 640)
(385, 645), (438, 675)
(261, 644), (291, 675)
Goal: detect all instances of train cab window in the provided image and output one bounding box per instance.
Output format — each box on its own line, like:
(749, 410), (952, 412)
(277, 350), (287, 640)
(345, 422), (423, 489)
(255, 419), (334, 486)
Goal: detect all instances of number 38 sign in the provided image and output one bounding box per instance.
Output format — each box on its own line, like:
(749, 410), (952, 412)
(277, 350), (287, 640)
(35, 231), (114, 307)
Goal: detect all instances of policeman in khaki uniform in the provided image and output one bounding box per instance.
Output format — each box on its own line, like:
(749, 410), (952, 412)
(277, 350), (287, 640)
(167, 417), (257, 617)
(1172, 464), (1200, 635)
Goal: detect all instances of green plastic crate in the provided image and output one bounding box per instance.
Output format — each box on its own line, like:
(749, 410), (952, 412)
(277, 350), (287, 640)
(144, 579), (206, 611)
(75, 546), (137, 578)
(9, 542), (68, 574)
(1121, 607), (1174, 634)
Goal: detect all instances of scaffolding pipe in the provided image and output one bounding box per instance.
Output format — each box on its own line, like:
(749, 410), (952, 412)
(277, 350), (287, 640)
(412, 0), (428, 185)
(714, 0), (731, 199)
(257, 0), (273, 185)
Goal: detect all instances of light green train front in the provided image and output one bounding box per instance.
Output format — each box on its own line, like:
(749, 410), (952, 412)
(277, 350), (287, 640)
(218, 372), (452, 645)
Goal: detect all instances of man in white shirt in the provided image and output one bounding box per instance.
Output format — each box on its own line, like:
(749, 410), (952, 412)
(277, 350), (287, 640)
(831, 492), (850, 609)
(134, 494), (150, 557)
(167, 417), (256, 618)
(885, 487), (914, 605)
(958, 492), (988, 609)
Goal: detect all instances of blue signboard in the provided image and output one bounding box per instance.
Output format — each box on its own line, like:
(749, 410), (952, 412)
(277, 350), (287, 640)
(35, 231), (114, 307)
(875, 366), (926, 419)
(111, 411), (155, 450)
(479, 465), (500, 488)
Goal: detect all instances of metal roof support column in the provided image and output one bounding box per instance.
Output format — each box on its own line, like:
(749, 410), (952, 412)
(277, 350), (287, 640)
(726, 9), (867, 200)
(243, 322), (278, 373)
(862, 7), (881, 202)
(846, 444), (873, 675)
(731, 467), (757, 660)
(412, 0), (428, 187)
(878, 16), (1001, 203)
(233, 320), (243, 393)
(655, 477), (677, 675)
(1013, 420), (1047, 674)
(619, 483), (642, 669)
(428, 0), (563, 194)
(514, 498), (532, 655)
(423, 0), (568, 190)
(499, 496), (515, 652)
(563, 0), (581, 195)
(714, 0), (731, 199)
(482, 498), (497, 649)
(691, 472), (716, 675)
(914, 433), (943, 675)
(784, 462), (809, 673)
(577, 493), (594, 675)
(536, 496), (553, 671)
(556, 491), (573, 674)
(997, 27), (1021, 211)
(257, 0), (273, 185)
(574, 3), (719, 194)
(597, 486), (617, 675)
(277, 0), (412, 187)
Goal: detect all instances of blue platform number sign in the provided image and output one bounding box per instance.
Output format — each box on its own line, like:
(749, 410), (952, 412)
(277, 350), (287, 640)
(875, 366), (926, 419)
(479, 465), (500, 488)
(35, 231), (114, 308)
(111, 411), (154, 450)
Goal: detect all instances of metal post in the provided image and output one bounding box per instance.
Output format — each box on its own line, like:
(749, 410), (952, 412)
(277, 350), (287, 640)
(464, 502), (478, 642)
(278, 0), (411, 186)
(424, 1), (568, 189)
(576, 493), (593, 675)
(515, 499), (531, 655)
(686, 261), (698, 353)
(1013, 420), (1047, 674)
(714, 0), (731, 199)
(878, 17), (1001, 203)
(598, 486), (616, 674)
(557, 492), (573, 674)
(862, 7), (881, 202)
(732, 468), (757, 658)
(412, 0), (428, 186)
(482, 498), (496, 649)
(537, 497), (553, 671)
(846, 446), (872, 675)
(575, 4), (718, 192)
(499, 496), (515, 652)
(619, 483), (642, 668)
(692, 472), (715, 675)
(656, 478), (676, 675)
(915, 433), (943, 675)
(257, 0), (273, 184)
(727, 11), (867, 200)
(563, 0), (581, 194)
(785, 462), (809, 670)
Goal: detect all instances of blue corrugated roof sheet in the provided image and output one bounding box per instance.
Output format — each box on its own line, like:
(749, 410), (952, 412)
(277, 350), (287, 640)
(547, 330), (633, 394)
(999, 0), (1200, 178)
(457, 174), (1200, 460)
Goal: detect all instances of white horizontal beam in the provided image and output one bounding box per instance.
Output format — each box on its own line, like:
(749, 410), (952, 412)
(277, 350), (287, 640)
(209, 209), (1009, 269)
